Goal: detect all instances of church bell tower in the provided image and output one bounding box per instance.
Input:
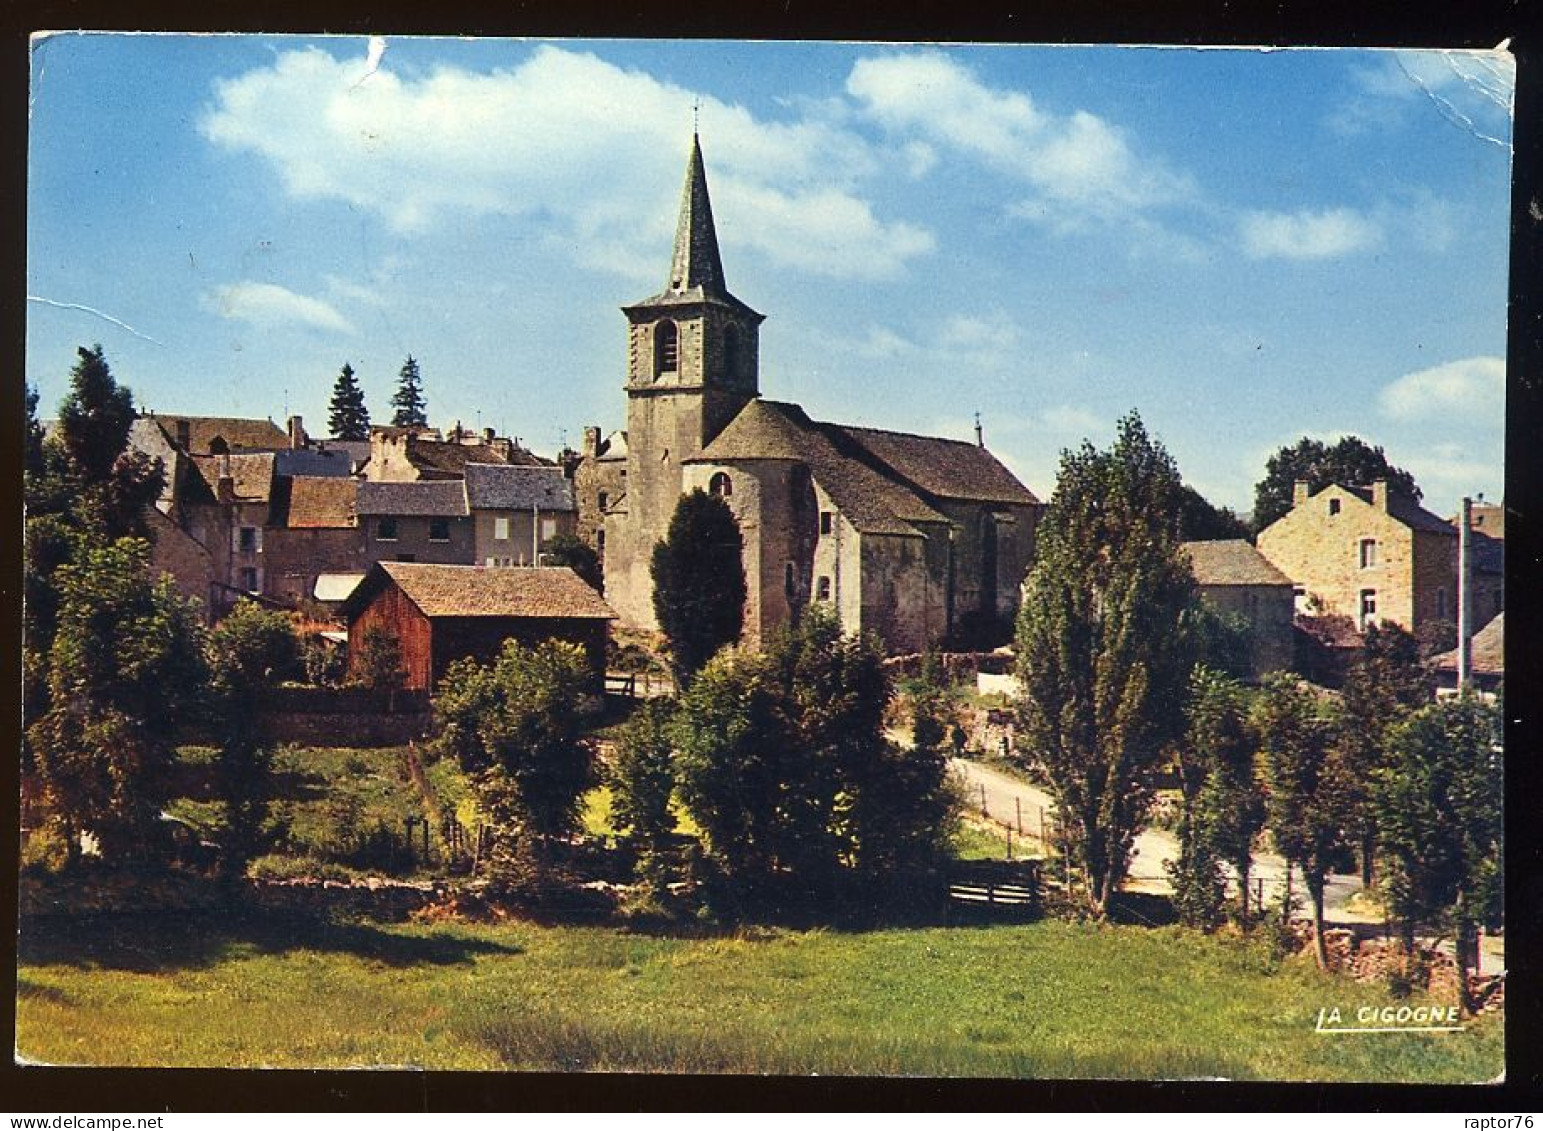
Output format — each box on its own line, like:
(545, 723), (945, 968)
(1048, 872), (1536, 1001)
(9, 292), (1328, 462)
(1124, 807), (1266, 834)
(607, 134), (764, 628)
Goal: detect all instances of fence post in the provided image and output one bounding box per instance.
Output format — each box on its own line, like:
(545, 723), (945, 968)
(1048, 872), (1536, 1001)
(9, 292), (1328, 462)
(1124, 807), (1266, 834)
(979, 783), (988, 817)
(1015, 796), (1022, 834)
(1006, 826), (1013, 861)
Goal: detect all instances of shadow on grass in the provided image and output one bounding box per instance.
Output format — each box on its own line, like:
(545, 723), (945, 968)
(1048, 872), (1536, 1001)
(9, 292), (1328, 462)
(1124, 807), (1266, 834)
(17, 907), (523, 974)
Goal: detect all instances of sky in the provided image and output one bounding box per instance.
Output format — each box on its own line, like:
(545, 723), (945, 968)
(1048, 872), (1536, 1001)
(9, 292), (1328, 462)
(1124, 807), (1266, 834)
(25, 35), (1514, 520)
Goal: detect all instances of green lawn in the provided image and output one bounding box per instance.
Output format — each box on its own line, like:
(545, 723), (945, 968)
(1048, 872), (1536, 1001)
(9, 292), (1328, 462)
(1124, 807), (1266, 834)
(15, 909), (1500, 1081)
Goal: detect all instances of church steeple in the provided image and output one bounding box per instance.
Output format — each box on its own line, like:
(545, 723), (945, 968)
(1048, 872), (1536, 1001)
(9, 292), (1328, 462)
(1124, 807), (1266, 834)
(668, 134), (727, 295)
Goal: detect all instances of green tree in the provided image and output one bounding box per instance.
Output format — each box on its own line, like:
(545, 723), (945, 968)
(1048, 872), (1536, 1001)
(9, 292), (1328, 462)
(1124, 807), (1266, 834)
(55, 345), (163, 539)
(207, 601), (301, 880)
(353, 625), (406, 699)
(1373, 696), (1502, 1012)
(1338, 622), (1433, 885)
(1177, 484), (1251, 542)
(612, 699), (678, 851)
(326, 362), (371, 440)
(27, 538), (208, 864)
(434, 640), (597, 879)
(1253, 435), (1420, 532)
(1014, 412), (1200, 915)
(651, 488), (747, 689)
(1256, 673), (1354, 968)
(674, 608), (952, 917)
(542, 532), (603, 591)
(1169, 667), (1265, 928)
(390, 354), (428, 429)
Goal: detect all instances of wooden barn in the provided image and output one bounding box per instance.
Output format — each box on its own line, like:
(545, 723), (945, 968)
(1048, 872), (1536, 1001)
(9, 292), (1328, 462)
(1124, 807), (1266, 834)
(339, 562), (615, 691)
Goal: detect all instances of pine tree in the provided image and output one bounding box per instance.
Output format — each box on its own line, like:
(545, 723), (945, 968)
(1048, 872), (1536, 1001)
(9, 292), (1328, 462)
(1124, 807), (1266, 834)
(1014, 411), (1200, 915)
(390, 354), (428, 429)
(327, 362), (370, 440)
(651, 489), (747, 689)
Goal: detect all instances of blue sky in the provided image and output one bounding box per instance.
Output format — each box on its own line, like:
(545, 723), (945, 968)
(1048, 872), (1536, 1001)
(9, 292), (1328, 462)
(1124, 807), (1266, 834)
(26, 35), (1513, 519)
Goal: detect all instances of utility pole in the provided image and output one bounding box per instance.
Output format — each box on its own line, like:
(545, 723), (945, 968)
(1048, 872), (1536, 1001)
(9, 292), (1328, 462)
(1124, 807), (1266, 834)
(1458, 496), (1473, 690)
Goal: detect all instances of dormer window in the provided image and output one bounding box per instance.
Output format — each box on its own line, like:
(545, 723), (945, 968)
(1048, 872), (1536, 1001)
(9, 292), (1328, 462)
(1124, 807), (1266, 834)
(655, 320), (679, 376)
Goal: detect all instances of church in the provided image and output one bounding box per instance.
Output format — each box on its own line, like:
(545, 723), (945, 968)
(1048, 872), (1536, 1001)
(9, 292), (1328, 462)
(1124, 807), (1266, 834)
(575, 136), (1043, 654)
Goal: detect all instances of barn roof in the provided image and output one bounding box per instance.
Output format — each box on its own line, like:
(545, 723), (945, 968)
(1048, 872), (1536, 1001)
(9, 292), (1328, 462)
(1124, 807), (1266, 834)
(283, 476), (358, 528)
(1182, 539), (1294, 587)
(356, 480), (469, 517)
(345, 562), (615, 621)
(464, 463), (576, 511)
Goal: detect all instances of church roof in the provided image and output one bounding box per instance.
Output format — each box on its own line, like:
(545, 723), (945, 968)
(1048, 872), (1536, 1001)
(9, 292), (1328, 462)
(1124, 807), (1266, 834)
(623, 135), (762, 322)
(832, 424), (1040, 507)
(692, 400), (947, 537)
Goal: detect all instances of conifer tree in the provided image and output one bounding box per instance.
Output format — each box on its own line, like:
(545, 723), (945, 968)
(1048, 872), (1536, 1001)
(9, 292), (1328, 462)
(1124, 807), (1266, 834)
(1014, 411), (1199, 915)
(390, 354), (428, 429)
(326, 362), (371, 440)
(651, 489), (747, 689)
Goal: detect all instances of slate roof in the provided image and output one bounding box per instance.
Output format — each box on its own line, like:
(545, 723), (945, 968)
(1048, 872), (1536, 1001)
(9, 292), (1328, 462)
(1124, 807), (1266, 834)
(191, 452), (277, 502)
(356, 480), (469, 517)
(324, 440), (374, 471)
(1433, 613), (1504, 676)
(1339, 485), (1455, 535)
(275, 448), (354, 478)
(407, 437), (509, 476)
(464, 463), (576, 511)
(692, 400), (946, 537)
(283, 477), (358, 528)
(1182, 539), (1294, 587)
(149, 414), (290, 454)
(834, 423), (1040, 507)
(348, 562), (614, 620)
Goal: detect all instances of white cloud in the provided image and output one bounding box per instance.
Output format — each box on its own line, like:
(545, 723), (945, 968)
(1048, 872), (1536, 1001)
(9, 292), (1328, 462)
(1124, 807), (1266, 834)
(200, 44), (931, 282)
(1239, 207), (1382, 261)
(204, 281), (355, 333)
(1379, 356), (1505, 422)
(847, 52), (1194, 231)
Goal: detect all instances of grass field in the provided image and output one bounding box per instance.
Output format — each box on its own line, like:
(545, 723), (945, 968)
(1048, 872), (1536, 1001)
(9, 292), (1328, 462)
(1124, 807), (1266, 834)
(15, 908), (1501, 1081)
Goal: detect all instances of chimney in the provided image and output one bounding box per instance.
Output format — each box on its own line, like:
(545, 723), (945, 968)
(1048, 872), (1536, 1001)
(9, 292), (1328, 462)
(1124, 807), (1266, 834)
(287, 414), (306, 451)
(217, 452), (235, 504)
(483, 427), (495, 444)
(1371, 479), (1389, 511)
(583, 426), (602, 458)
(175, 419), (191, 451)
(1292, 480), (1310, 507)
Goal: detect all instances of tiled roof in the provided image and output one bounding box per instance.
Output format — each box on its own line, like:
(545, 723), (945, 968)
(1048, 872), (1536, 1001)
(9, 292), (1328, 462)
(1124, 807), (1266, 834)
(356, 480), (469, 517)
(692, 401), (945, 537)
(191, 452), (276, 502)
(1433, 613), (1504, 676)
(149, 414), (290, 454)
(369, 562), (615, 620)
(464, 463), (576, 511)
(1183, 539), (1294, 587)
(407, 437), (508, 475)
(285, 476), (358, 528)
(832, 424), (1040, 506)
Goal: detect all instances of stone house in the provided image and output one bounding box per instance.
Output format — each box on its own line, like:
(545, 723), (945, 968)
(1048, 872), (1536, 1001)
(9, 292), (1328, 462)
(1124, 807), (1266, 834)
(264, 476), (368, 608)
(357, 480), (475, 566)
(186, 451), (279, 614)
(584, 134), (1042, 653)
(464, 463), (577, 567)
(340, 561), (615, 691)
(363, 425), (548, 482)
(1256, 480), (1457, 635)
(569, 427), (628, 561)
(1181, 539), (1295, 680)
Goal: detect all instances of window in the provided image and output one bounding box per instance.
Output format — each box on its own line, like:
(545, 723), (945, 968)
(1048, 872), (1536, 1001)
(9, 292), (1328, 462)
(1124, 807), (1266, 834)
(238, 526), (258, 552)
(429, 518), (451, 542)
(1328, 498), (1341, 516)
(816, 576), (831, 601)
(596, 529), (606, 554)
(784, 562), (796, 598)
(494, 516), (510, 541)
(654, 320), (679, 375)
(1437, 587), (1448, 620)
(240, 567), (258, 593)
(541, 517), (557, 540)
(377, 517), (399, 541)
(820, 511), (833, 536)
(1359, 588), (1377, 629)
(598, 491), (609, 511)
(709, 472), (733, 498)
(1358, 538), (1378, 568)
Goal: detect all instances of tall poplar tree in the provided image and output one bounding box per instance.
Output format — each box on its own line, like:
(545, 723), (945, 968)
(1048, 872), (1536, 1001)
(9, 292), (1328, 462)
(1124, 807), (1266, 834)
(390, 354), (428, 428)
(651, 489), (747, 689)
(1014, 411), (1200, 915)
(327, 362), (371, 440)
